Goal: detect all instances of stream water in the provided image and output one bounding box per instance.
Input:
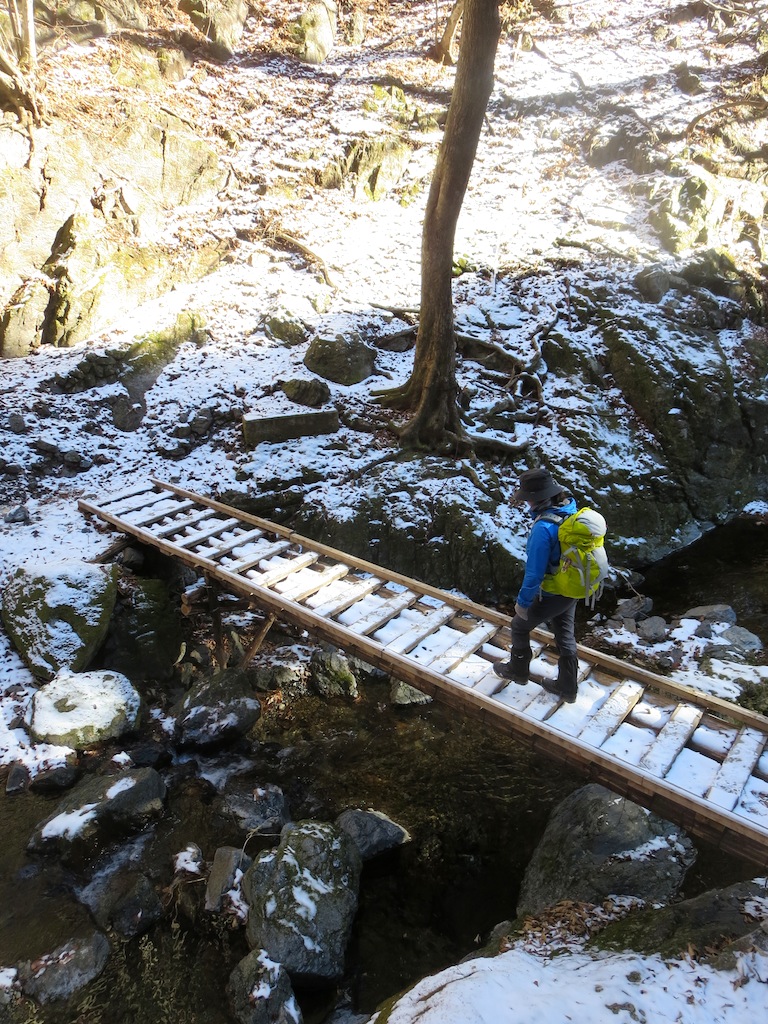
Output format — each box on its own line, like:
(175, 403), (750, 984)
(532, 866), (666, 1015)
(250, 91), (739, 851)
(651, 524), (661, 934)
(1, 517), (766, 1023)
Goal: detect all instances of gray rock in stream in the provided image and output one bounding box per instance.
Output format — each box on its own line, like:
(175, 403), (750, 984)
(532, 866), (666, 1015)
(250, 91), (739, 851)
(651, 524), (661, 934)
(227, 948), (303, 1024)
(28, 768), (167, 862)
(242, 820), (361, 984)
(17, 932), (110, 1004)
(517, 784), (696, 917)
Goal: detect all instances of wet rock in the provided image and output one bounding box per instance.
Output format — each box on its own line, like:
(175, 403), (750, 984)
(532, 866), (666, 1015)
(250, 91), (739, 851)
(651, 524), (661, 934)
(5, 762), (30, 795)
(125, 741), (171, 769)
(1, 560), (119, 680)
(265, 310), (307, 346)
(303, 331), (377, 385)
(29, 764), (81, 793)
(390, 680), (432, 706)
(336, 808), (410, 860)
(227, 948), (303, 1024)
(310, 648), (358, 698)
(218, 782), (290, 840)
(102, 576), (183, 682)
(615, 595), (653, 621)
(517, 784), (696, 917)
(82, 870), (163, 939)
(243, 820), (362, 983)
(17, 932), (110, 1004)
(28, 767), (167, 860)
(252, 655), (310, 697)
(179, 0), (249, 58)
(205, 847), (254, 912)
(175, 668), (261, 749)
(28, 669), (142, 748)
(719, 624), (763, 655)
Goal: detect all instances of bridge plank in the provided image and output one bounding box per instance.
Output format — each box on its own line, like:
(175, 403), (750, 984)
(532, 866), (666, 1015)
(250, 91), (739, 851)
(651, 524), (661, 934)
(705, 728), (767, 812)
(171, 516), (242, 549)
(153, 508), (218, 538)
(225, 539), (294, 572)
(639, 704), (704, 778)
(309, 576), (383, 618)
(129, 498), (198, 527)
(425, 622), (501, 675)
(278, 562), (351, 602)
(383, 605), (457, 655)
(252, 552), (320, 588)
(578, 681), (645, 747)
(344, 590), (419, 636)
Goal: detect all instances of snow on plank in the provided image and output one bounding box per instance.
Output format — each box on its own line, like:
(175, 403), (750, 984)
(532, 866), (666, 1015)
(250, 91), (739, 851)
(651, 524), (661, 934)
(380, 604), (456, 655)
(344, 589), (418, 636)
(638, 703), (705, 778)
(705, 728), (767, 812)
(224, 539), (293, 572)
(309, 576), (383, 618)
(578, 680), (645, 747)
(424, 622), (500, 675)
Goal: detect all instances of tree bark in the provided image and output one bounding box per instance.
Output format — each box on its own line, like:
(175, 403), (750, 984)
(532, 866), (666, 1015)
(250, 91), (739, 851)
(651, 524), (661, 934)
(382, 0), (500, 452)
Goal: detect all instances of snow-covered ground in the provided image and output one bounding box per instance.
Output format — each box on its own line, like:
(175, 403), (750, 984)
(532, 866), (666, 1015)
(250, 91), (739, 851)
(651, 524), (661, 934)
(1, 2), (768, 1019)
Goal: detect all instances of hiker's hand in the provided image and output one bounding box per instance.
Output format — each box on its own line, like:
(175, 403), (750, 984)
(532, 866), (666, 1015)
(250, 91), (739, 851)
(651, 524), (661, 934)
(514, 603), (528, 620)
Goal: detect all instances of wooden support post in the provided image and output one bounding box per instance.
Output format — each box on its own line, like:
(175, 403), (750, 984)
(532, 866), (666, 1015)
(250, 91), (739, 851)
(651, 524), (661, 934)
(240, 613), (276, 668)
(205, 575), (227, 670)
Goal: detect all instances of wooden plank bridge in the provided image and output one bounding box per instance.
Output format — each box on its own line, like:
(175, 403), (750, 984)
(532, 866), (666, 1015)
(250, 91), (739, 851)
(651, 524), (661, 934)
(78, 479), (768, 867)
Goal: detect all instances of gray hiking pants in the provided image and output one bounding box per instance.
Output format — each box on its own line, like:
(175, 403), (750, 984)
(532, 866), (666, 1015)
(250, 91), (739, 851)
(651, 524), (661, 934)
(511, 593), (578, 657)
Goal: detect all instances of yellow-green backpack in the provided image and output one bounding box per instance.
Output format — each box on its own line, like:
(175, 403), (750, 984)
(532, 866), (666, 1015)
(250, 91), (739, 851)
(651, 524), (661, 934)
(539, 507), (609, 605)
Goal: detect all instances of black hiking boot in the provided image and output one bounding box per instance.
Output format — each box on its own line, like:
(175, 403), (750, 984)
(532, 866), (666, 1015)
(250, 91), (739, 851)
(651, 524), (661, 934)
(539, 654), (579, 703)
(493, 649), (531, 685)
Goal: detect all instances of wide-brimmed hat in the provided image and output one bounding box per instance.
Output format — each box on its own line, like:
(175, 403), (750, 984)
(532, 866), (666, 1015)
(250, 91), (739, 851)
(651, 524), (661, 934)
(513, 467), (564, 504)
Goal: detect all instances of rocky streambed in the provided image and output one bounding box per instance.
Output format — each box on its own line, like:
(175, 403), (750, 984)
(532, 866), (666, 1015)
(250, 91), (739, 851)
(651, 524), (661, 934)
(0, 528), (767, 1022)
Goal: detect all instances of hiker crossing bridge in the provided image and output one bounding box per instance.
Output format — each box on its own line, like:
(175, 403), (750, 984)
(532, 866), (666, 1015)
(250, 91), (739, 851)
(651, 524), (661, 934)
(79, 479), (768, 867)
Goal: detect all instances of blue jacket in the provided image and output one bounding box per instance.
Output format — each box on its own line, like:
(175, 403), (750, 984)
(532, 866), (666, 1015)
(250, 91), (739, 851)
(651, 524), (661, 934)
(517, 498), (578, 607)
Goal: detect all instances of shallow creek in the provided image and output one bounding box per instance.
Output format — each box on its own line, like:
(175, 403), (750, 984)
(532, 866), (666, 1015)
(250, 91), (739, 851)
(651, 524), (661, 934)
(1, 517), (766, 1022)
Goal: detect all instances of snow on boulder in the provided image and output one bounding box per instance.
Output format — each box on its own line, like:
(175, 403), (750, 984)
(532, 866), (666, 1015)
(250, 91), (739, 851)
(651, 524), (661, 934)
(1, 560), (119, 680)
(243, 820), (362, 984)
(28, 767), (167, 861)
(29, 669), (142, 748)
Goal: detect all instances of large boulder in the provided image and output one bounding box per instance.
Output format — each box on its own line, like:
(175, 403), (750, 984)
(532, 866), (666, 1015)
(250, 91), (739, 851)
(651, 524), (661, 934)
(174, 668), (262, 749)
(28, 767), (167, 861)
(242, 820), (362, 984)
(1, 561), (119, 680)
(28, 669), (142, 747)
(303, 331), (377, 385)
(516, 784), (696, 917)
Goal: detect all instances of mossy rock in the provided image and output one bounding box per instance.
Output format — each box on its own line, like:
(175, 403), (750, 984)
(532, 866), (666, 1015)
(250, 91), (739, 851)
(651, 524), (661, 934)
(1, 561), (119, 680)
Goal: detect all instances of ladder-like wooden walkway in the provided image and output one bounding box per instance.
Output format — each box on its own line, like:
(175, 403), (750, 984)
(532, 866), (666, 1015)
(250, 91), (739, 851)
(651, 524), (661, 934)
(79, 479), (768, 866)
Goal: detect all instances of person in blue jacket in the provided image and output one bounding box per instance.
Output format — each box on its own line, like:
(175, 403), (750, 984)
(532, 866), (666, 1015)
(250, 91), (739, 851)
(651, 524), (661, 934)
(494, 467), (579, 702)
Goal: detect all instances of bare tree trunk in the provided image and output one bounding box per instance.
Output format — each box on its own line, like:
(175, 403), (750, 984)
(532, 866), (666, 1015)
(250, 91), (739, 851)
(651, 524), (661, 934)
(21, 0), (36, 70)
(381, 0), (500, 452)
(429, 0), (465, 65)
